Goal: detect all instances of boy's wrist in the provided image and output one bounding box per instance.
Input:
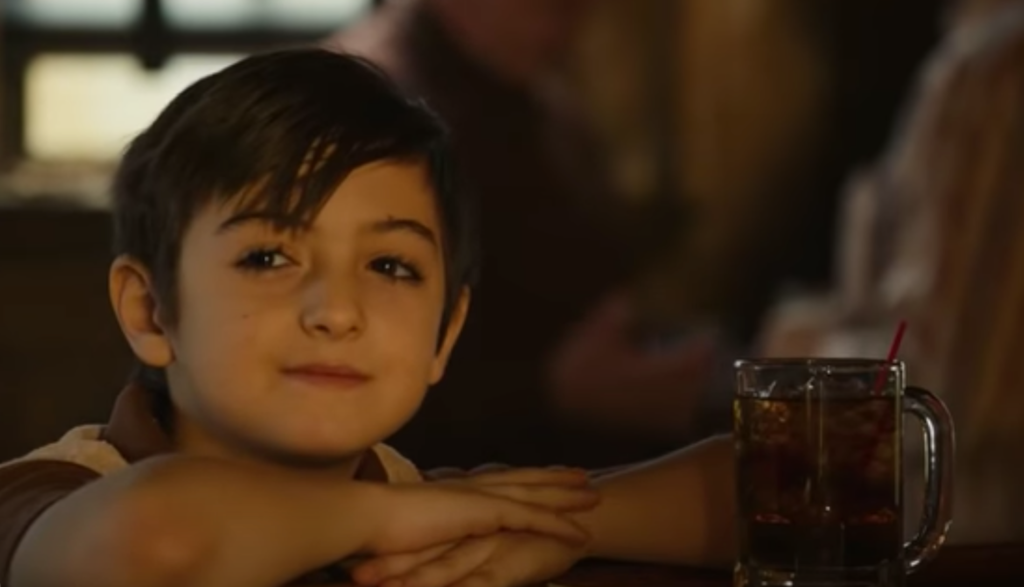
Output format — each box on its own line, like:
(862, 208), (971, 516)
(339, 480), (392, 555)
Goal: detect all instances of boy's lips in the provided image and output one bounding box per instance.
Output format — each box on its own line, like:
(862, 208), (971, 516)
(281, 364), (372, 389)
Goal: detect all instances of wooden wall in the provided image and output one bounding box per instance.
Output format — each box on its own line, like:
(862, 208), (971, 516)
(0, 209), (133, 460)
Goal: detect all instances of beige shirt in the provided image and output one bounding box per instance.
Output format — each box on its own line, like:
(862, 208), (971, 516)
(4, 424), (421, 483)
(0, 383), (422, 584)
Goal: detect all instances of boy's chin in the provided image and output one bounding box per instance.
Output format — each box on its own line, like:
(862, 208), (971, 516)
(212, 411), (409, 472)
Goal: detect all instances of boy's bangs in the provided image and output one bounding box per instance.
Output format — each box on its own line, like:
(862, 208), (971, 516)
(221, 135), (434, 231)
(223, 137), (348, 230)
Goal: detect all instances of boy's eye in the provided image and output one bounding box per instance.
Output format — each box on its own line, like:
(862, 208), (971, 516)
(369, 256), (422, 282)
(236, 248), (292, 271)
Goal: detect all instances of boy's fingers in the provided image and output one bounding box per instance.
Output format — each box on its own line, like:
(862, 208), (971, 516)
(489, 499), (590, 545)
(475, 483), (600, 513)
(467, 467), (590, 487)
(352, 543), (455, 585)
(450, 573), (500, 587)
(386, 538), (494, 587)
(371, 485), (587, 554)
(468, 463), (512, 475)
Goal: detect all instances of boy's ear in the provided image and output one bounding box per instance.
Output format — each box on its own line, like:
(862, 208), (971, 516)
(109, 255), (174, 368)
(429, 287), (471, 385)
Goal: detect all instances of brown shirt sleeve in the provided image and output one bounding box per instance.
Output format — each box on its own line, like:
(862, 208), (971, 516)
(0, 460), (100, 582)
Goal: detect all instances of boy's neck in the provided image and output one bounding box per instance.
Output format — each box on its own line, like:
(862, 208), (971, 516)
(171, 416), (366, 480)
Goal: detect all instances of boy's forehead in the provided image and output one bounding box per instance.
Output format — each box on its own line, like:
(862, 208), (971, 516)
(195, 160), (439, 232)
(336, 161), (437, 208)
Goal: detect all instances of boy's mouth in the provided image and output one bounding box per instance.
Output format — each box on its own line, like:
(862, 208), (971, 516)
(281, 364), (372, 389)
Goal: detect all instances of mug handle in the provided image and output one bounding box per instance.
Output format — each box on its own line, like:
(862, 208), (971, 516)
(903, 386), (955, 572)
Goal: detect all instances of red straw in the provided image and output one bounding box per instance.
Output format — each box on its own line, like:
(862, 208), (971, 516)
(859, 320), (908, 470)
(872, 320), (907, 393)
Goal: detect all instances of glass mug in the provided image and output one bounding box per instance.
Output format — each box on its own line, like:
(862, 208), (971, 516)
(733, 359), (954, 587)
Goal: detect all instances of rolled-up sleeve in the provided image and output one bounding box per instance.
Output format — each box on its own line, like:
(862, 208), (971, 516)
(0, 460), (99, 582)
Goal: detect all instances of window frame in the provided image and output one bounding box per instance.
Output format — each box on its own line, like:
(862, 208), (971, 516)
(1, 0), (375, 167)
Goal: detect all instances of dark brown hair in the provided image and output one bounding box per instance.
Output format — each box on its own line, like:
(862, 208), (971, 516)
(111, 48), (478, 424)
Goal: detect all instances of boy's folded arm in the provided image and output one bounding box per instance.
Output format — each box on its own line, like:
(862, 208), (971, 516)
(0, 460), (101, 585)
(573, 434), (737, 568)
(9, 454), (385, 587)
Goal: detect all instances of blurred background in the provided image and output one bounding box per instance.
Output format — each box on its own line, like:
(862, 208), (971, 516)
(2, 0), (1021, 541)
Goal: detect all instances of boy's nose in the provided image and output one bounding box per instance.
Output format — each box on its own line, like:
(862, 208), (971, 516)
(299, 277), (366, 339)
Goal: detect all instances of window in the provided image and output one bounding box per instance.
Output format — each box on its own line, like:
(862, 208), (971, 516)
(6, 0), (371, 29)
(25, 53), (242, 160)
(164, 0), (370, 30)
(7, 0), (140, 28)
(2, 0), (374, 166)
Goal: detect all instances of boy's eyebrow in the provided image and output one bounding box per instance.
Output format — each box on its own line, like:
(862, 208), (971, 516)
(217, 212), (438, 249)
(371, 217), (438, 249)
(216, 212), (283, 234)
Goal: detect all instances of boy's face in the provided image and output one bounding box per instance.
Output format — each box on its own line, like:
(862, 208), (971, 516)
(116, 161), (467, 466)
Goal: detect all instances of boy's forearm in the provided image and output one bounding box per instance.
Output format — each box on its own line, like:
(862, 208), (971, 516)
(11, 455), (382, 587)
(573, 435), (736, 568)
(128, 457), (385, 587)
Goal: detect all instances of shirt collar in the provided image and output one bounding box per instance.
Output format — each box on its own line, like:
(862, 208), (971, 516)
(100, 382), (387, 481)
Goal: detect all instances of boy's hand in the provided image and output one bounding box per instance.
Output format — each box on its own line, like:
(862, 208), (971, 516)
(366, 481), (595, 556)
(435, 465), (587, 489)
(352, 467), (597, 587)
(426, 463), (582, 482)
(435, 466), (599, 514)
(352, 532), (585, 587)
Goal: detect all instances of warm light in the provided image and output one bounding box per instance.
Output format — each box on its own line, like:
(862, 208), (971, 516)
(25, 53), (243, 161)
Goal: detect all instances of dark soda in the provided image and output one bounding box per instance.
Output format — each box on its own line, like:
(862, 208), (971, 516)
(734, 396), (902, 570)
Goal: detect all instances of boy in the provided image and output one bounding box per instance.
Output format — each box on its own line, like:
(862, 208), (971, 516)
(0, 49), (734, 587)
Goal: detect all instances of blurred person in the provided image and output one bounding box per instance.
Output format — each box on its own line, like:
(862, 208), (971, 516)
(758, 0), (1024, 543)
(328, 0), (725, 469)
